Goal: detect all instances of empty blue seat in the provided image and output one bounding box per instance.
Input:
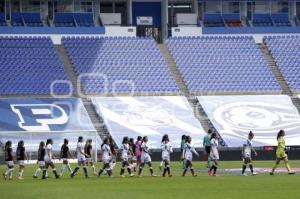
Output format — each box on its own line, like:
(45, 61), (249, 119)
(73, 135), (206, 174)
(11, 12), (24, 26)
(54, 13), (75, 27)
(22, 12), (43, 27)
(74, 13), (94, 27)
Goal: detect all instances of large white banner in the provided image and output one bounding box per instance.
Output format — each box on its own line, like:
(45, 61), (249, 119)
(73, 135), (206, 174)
(92, 96), (206, 148)
(197, 95), (300, 147)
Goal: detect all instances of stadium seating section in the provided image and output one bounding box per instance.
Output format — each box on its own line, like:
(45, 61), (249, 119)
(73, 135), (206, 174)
(222, 14), (243, 27)
(22, 12), (43, 27)
(0, 12), (7, 26)
(271, 13), (291, 27)
(0, 36), (70, 95)
(11, 12), (24, 26)
(54, 12), (94, 27)
(264, 35), (300, 92)
(204, 14), (225, 27)
(63, 36), (179, 94)
(166, 36), (281, 93)
(252, 14), (274, 27)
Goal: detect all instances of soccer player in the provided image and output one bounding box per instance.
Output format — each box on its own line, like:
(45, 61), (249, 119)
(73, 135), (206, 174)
(129, 137), (137, 173)
(270, 130), (295, 175)
(33, 141), (46, 178)
(203, 129), (212, 168)
(120, 136), (134, 177)
(182, 136), (199, 177)
(180, 135), (186, 169)
(98, 137), (113, 177)
(16, 140), (27, 180)
(85, 139), (97, 176)
(60, 139), (73, 177)
(108, 136), (117, 171)
(209, 133), (219, 177)
(241, 131), (257, 176)
(161, 134), (173, 177)
(43, 139), (60, 179)
(3, 141), (14, 180)
(135, 136), (142, 169)
(71, 136), (89, 178)
(138, 136), (156, 177)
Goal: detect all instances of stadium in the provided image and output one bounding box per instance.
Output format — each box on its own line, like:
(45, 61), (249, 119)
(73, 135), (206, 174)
(0, 0), (300, 198)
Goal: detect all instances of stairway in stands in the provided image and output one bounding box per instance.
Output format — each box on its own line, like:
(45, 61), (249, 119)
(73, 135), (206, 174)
(55, 44), (112, 141)
(158, 43), (218, 138)
(259, 43), (300, 114)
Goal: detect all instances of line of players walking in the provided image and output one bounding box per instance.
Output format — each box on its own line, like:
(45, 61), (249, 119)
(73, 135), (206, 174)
(3, 129), (295, 180)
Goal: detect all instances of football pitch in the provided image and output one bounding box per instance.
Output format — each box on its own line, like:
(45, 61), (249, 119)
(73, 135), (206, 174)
(1, 160), (299, 199)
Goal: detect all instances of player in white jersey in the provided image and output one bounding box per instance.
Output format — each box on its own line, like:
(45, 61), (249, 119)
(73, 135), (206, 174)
(120, 136), (134, 177)
(138, 136), (156, 177)
(161, 134), (173, 177)
(43, 139), (59, 179)
(71, 136), (89, 178)
(182, 136), (199, 177)
(98, 137), (113, 177)
(242, 131), (258, 176)
(208, 133), (219, 177)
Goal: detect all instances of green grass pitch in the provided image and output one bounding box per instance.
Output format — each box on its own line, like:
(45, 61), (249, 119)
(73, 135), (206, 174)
(1, 160), (300, 199)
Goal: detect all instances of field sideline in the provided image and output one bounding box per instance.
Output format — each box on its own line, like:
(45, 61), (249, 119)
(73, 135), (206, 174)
(1, 160), (300, 199)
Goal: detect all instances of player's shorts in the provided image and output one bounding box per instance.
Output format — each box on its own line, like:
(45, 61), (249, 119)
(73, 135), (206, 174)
(121, 156), (129, 162)
(38, 161), (45, 167)
(86, 158), (93, 163)
(136, 154), (141, 162)
(17, 160), (25, 166)
(276, 150), (287, 159)
(77, 156), (86, 162)
(6, 161), (14, 167)
(184, 154), (193, 161)
(102, 156), (111, 164)
(243, 157), (252, 164)
(210, 151), (219, 161)
(205, 146), (211, 155)
(141, 154), (151, 163)
(162, 154), (170, 162)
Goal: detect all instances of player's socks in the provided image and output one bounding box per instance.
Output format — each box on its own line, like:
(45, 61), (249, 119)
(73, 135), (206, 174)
(71, 167), (79, 178)
(98, 169), (104, 177)
(213, 166), (218, 175)
(138, 167), (143, 176)
(191, 168), (196, 176)
(242, 164), (247, 174)
(166, 166), (171, 175)
(34, 168), (41, 177)
(149, 167), (154, 175)
(249, 164), (254, 173)
(52, 169), (59, 179)
(182, 169), (187, 176)
(18, 169), (24, 178)
(60, 164), (66, 176)
(83, 167), (88, 178)
(120, 168), (125, 175)
(67, 164), (73, 173)
(91, 165), (96, 174)
(163, 167), (167, 177)
(42, 169), (47, 179)
(127, 167), (131, 175)
(285, 162), (291, 172)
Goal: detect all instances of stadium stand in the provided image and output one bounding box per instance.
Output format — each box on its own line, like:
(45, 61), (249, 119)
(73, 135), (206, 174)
(271, 13), (291, 27)
(63, 36), (179, 94)
(222, 14), (243, 27)
(22, 12), (43, 27)
(252, 14), (273, 27)
(73, 13), (94, 27)
(203, 14), (225, 27)
(0, 36), (71, 95)
(166, 36), (281, 93)
(54, 13), (76, 27)
(264, 35), (300, 92)
(11, 12), (24, 26)
(0, 12), (7, 26)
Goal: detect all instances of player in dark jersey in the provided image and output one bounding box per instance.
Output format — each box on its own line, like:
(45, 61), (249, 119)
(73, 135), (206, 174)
(16, 140), (26, 180)
(3, 141), (14, 180)
(129, 138), (137, 174)
(85, 139), (97, 176)
(108, 136), (117, 171)
(34, 141), (46, 178)
(60, 139), (73, 177)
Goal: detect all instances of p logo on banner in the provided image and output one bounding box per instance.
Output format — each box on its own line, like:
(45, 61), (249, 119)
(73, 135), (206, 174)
(10, 104), (68, 131)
